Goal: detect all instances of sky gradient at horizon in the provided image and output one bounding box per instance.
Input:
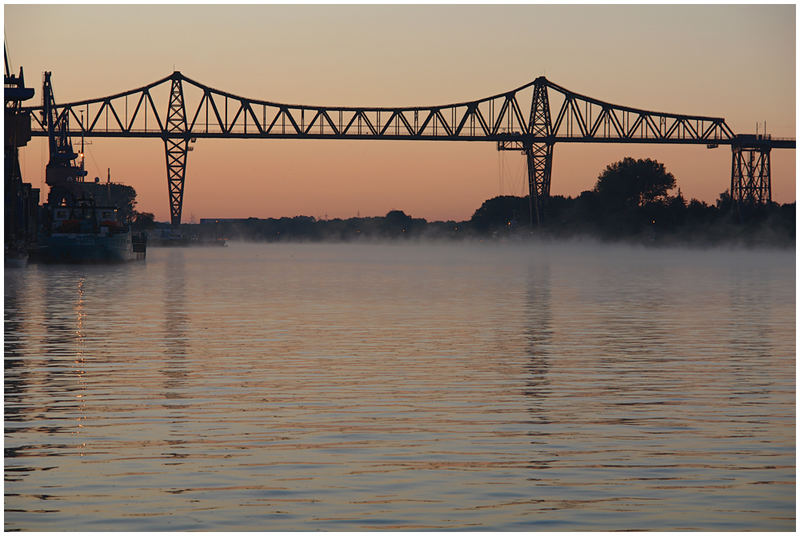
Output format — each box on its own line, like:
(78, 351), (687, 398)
(5, 4), (795, 222)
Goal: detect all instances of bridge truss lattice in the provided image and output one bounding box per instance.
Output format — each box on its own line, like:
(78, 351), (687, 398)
(22, 72), (792, 225)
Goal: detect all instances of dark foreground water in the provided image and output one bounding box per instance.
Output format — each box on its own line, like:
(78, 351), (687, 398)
(4, 241), (795, 530)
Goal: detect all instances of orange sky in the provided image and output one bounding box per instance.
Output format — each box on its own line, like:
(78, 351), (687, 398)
(5, 4), (796, 222)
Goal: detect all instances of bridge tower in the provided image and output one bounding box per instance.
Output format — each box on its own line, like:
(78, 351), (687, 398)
(497, 76), (555, 226)
(730, 135), (772, 210)
(524, 77), (554, 226)
(164, 72), (190, 225)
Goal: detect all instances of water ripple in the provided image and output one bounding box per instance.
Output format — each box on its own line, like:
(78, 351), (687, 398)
(4, 242), (795, 530)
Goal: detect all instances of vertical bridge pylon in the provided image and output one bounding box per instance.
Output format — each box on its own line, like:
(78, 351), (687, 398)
(524, 77), (554, 226)
(164, 73), (190, 226)
(730, 134), (772, 209)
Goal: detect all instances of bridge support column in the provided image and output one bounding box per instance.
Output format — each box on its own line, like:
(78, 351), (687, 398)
(730, 143), (771, 209)
(523, 76), (555, 227)
(524, 142), (554, 226)
(164, 73), (189, 226)
(164, 137), (189, 226)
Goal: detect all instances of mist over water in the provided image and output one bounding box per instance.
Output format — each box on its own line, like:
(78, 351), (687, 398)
(4, 240), (795, 530)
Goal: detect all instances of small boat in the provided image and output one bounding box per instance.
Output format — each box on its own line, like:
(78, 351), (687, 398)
(31, 200), (146, 263)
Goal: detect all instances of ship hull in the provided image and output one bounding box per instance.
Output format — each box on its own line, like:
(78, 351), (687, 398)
(35, 232), (139, 263)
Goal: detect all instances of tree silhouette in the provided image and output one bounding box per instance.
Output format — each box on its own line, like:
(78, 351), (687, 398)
(469, 196), (529, 231)
(594, 157), (676, 209)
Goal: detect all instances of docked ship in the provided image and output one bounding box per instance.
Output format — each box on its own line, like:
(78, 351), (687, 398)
(34, 200), (146, 263)
(31, 71), (146, 263)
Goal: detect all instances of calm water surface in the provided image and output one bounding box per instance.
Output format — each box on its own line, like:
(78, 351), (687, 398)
(4, 241), (795, 530)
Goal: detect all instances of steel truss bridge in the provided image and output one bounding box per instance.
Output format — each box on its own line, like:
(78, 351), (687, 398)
(22, 71), (795, 225)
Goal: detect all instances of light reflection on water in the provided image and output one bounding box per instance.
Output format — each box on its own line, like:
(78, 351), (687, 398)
(4, 241), (795, 530)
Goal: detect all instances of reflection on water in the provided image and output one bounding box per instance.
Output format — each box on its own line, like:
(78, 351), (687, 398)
(163, 250), (189, 394)
(4, 242), (795, 530)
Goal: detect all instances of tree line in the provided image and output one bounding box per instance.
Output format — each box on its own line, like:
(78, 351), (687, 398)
(137, 157), (795, 246)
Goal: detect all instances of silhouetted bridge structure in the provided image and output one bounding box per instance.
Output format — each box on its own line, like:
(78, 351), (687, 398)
(22, 72), (795, 224)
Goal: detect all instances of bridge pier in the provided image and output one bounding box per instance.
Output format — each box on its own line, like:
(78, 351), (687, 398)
(164, 73), (189, 226)
(498, 77), (556, 226)
(164, 137), (189, 226)
(524, 77), (555, 226)
(524, 142), (554, 226)
(730, 136), (772, 210)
